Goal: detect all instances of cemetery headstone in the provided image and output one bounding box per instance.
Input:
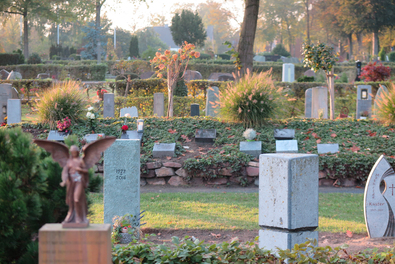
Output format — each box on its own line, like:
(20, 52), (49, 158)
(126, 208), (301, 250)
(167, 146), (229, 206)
(253, 55), (266, 62)
(282, 63), (295, 82)
(103, 93), (115, 118)
(11, 87), (19, 99)
(364, 155), (395, 237)
(6, 70), (22, 80)
(355, 61), (362, 81)
(153, 93), (164, 117)
(304, 69), (315, 77)
(0, 83), (13, 122)
(259, 153), (319, 251)
(121, 130), (143, 141)
(140, 71), (155, 79)
(240, 141), (262, 158)
(317, 144), (339, 154)
(184, 70), (203, 81)
(37, 73), (50, 79)
(275, 140), (298, 153)
(191, 104), (200, 116)
(120, 106), (138, 118)
(206, 86), (219, 117)
(274, 129), (295, 140)
(218, 74), (235, 81)
(305, 88), (312, 118)
(152, 143), (176, 158)
(208, 73), (232, 81)
(84, 134), (105, 143)
(104, 140), (140, 225)
(6, 99), (21, 124)
(356, 85), (372, 119)
(47, 131), (67, 141)
(195, 129), (216, 144)
(311, 86), (328, 118)
(0, 69), (9, 80)
(374, 85), (388, 116)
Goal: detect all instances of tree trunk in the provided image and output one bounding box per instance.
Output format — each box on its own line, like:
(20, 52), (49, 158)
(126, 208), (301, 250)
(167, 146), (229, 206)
(357, 32), (363, 53)
(96, 1), (101, 64)
(348, 33), (353, 60)
(23, 12), (28, 59)
(372, 29), (379, 56)
(326, 70), (335, 120)
(285, 19), (292, 56)
(305, 0), (310, 45)
(167, 76), (176, 117)
(237, 0), (259, 75)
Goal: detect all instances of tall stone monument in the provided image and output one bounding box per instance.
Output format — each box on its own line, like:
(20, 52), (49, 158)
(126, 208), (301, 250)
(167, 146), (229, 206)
(153, 93), (165, 117)
(259, 153), (319, 251)
(206, 86), (219, 117)
(7, 99), (21, 124)
(103, 93), (115, 118)
(282, 63), (295, 82)
(356, 85), (372, 119)
(311, 87), (328, 119)
(305, 88), (312, 118)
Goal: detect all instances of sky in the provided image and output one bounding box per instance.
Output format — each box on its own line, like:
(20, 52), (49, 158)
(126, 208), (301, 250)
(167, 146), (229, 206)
(102, 0), (244, 33)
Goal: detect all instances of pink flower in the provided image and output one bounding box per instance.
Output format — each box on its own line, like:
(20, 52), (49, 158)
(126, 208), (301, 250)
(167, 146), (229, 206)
(238, 107), (242, 113)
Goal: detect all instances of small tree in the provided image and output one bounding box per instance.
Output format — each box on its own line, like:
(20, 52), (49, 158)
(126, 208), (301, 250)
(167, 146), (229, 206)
(302, 43), (338, 120)
(170, 10), (207, 47)
(150, 42), (200, 117)
(129, 35), (139, 58)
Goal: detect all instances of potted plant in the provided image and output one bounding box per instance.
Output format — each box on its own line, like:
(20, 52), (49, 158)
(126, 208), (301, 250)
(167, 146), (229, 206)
(111, 214), (140, 244)
(56, 117), (72, 135)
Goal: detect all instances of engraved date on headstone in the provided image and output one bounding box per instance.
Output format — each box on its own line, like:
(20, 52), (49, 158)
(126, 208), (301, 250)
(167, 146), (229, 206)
(116, 169), (126, 180)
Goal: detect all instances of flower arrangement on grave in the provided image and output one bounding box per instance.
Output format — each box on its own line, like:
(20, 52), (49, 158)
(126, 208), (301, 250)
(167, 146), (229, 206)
(243, 128), (257, 142)
(96, 88), (108, 100)
(1, 116), (7, 127)
(56, 117), (71, 133)
(111, 214), (140, 244)
(121, 124), (129, 133)
(86, 106), (98, 133)
(360, 110), (369, 118)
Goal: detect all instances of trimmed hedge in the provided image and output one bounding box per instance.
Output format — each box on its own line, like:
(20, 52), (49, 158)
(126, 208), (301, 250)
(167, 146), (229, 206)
(108, 78), (167, 96)
(0, 53), (24, 65)
(0, 79), (52, 101)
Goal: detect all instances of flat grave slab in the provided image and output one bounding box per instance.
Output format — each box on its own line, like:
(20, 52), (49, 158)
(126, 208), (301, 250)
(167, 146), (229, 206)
(195, 129), (216, 144)
(274, 129), (295, 140)
(84, 134), (105, 143)
(121, 131), (143, 141)
(317, 143), (339, 154)
(240, 141), (262, 158)
(275, 140), (298, 153)
(47, 130), (68, 141)
(153, 143), (176, 158)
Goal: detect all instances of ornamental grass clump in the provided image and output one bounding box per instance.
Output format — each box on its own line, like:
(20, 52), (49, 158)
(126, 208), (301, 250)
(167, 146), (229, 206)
(374, 83), (395, 124)
(218, 70), (281, 127)
(36, 80), (87, 128)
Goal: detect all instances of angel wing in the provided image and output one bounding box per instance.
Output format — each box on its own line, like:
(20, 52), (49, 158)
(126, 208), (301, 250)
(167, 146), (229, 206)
(82, 136), (116, 169)
(33, 139), (69, 168)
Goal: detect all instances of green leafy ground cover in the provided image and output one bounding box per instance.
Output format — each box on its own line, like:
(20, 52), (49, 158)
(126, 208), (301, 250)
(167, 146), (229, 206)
(89, 192), (366, 233)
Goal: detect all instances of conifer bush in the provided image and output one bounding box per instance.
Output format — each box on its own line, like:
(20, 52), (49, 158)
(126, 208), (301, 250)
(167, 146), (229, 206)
(36, 80), (87, 128)
(218, 70), (281, 127)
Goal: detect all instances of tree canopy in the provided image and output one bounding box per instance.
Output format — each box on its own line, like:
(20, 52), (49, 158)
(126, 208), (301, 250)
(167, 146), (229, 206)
(170, 9), (206, 47)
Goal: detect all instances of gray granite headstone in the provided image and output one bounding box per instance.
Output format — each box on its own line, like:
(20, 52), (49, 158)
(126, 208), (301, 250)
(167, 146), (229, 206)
(152, 143), (176, 158)
(37, 73), (50, 79)
(312, 87), (328, 119)
(191, 104), (199, 116)
(121, 131), (143, 141)
(218, 75), (235, 81)
(7, 99), (21, 124)
(0, 83), (13, 122)
(274, 129), (295, 140)
(282, 63), (295, 82)
(374, 85), (388, 116)
(364, 155), (395, 238)
(153, 93), (164, 117)
(47, 131), (67, 141)
(104, 140), (140, 225)
(259, 153), (319, 251)
(6, 71), (22, 80)
(305, 88), (312, 118)
(240, 141), (262, 158)
(356, 85), (372, 119)
(304, 70), (315, 77)
(0, 69), (9, 80)
(120, 106), (138, 118)
(11, 88), (19, 99)
(84, 134), (105, 143)
(275, 140), (298, 153)
(195, 129), (216, 144)
(206, 86), (219, 117)
(317, 144), (339, 154)
(184, 70), (203, 81)
(140, 71), (155, 79)
(103, 93), (115, 118)
(253, 55), (266, 62)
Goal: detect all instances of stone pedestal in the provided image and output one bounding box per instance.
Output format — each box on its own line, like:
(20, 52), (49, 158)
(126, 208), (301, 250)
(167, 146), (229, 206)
(39, 224), (111, 264)
(259, 153), (319, 251)
(282, 63), (295, 82)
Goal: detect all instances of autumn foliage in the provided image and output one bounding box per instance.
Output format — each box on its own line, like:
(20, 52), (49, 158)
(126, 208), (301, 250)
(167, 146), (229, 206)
(361, 62), (391, 82)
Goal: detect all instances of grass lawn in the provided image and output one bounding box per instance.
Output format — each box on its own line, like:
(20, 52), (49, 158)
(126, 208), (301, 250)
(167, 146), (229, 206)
(88, 192), (366, 234)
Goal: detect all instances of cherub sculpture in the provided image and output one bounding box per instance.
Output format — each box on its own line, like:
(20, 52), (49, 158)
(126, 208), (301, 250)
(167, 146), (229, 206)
(34, 137), (116, 228)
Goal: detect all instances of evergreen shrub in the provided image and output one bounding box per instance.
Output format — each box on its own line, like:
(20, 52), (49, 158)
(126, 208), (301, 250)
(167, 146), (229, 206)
(271, 44), (291, 57)
(389, 52), (395, 62)
(0, 53), (23, 65)
(379, 47), (386, 61)
(27, 53), (42, 64)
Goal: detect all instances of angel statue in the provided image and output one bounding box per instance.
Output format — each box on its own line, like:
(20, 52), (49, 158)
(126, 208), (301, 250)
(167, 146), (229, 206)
(34, 137), (116, 228)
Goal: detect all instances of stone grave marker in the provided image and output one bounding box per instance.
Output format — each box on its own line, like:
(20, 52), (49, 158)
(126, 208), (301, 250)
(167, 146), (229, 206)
(6, 71), (22, 80)
(317, 144), (339, 154)
(275, 140), (298, 153)
(364, 155), (395, 237)
(104, 140), (140, 225)
(0, 83), (12, 122)
(152, 143), (176, 158)
(240, 141), (262, 158)
(304, 69), (315, 77)
(37, 73), (50, 79)
(47, 131), (68, 141)
(153, 93), (164, 117)
(184, 70), (203, 81)
(274, 129), (295, 140)
(120, 106), (138, 118)
(312, 86), (328, 118)
(103, 93), (114, 118)
(195, 129), (216, 144)
(84, 134), (105, 143)
(218, 74), (235, 81)
(282, 63), (295, 82)
(253, 55), (266, 62)
(0, 69), (9, 80)
(140, 71), (155, 79)
(11, 87), (19, 99)
(305, 88), (312, 118)
(191, 104), (199, 116)
(7, 99), (21, 124)
(206, 86), (219, 117)
(121, 131), (143, 141)
(208, 73), (232, 81)
(356, 85), (372, 119)
(259, 153), (319, 251)
(374, 85), (388, 116)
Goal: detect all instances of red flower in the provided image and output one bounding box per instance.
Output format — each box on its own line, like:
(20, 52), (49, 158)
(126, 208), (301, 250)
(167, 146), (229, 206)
(121, 125), (128, 131)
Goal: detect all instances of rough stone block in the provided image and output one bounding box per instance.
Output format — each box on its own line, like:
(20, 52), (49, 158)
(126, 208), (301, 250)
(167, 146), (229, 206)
(248, 161), (259, 167)
(207, 178), (228, 185)
(146, 161), (162, 170)
(175, 168), (189, 178)
(259, 153), (319, 230)
(146, 178), (166, 185)
(141, 170), (156, 178)
(155, 167), (175, 177)
(240, 141), (262, 158)
(259, 229), (318, 251)
(219, 168), (233, 176)
(152, 143), (176, 158)
(163, 162), (182, 168)
(140, 178), (147, 186)
(246, 167), (259, 176)
(168, 176), (187, 186)
(39, 224), (111, 264)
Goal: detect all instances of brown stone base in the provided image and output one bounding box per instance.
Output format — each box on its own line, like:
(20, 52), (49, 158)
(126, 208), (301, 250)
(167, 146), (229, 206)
(62, 220), (89, 228)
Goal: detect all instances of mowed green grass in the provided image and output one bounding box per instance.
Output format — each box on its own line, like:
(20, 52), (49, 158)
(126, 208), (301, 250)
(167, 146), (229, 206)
(88, 192), (366, 233)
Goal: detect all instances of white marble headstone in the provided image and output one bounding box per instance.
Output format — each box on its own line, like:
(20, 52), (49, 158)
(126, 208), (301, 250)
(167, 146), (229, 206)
(120, 106), (138, 118)
(317, 144), (339, 154)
